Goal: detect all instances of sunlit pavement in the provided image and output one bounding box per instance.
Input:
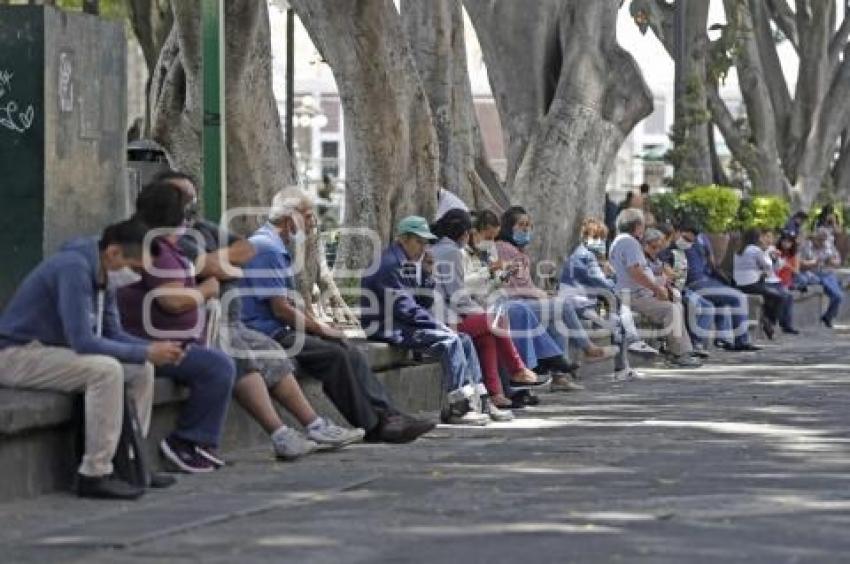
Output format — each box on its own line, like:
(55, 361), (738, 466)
(3, 326), (850, 563)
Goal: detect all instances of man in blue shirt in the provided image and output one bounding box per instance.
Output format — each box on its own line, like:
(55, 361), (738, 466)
(676, 222), (759, 351)
(0, 219), (185, 499)
(240, 188), (434, 444)
(360, 216), (490, 426)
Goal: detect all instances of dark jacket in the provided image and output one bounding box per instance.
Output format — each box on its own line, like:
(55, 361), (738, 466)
(360, 242), (439, 343)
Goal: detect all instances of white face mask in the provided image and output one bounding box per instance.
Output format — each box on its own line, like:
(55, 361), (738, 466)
(676, 238), (693, 251)
(107, 267), (142, 290)
(292, 229), (307, 246)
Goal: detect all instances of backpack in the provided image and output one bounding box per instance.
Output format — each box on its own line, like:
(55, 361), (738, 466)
(112, 389), (151, 487)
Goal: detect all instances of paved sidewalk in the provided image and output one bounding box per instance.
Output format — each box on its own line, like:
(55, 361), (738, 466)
(3, 327), (850, 563)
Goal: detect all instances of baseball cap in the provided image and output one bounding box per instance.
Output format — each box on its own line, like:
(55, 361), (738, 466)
(397, 216), (437, 241)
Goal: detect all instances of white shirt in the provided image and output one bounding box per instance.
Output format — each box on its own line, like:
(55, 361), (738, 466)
(435, 188), (470, 221)
(733, 245), (770, 286)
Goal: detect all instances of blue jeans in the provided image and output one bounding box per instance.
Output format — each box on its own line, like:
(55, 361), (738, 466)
(401, 327), (484, 397)
(157, 345), (236, 447)
(815, 271), (844, 322)
(521, 297), (592, 358)
(690, 278), (751, 345)
(502, 299), (565, 369)
(682, 289), (714, 347)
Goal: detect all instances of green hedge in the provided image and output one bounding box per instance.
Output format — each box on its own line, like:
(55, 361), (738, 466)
(736, 196), (790, 231)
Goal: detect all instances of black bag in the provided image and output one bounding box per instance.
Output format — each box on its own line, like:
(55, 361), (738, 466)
(111, 390), (151, 488)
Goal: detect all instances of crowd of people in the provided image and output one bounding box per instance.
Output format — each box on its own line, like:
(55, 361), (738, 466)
(0, 177), (844, 501)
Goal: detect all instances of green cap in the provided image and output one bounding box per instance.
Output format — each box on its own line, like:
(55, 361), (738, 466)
(397, 215), (437, 241)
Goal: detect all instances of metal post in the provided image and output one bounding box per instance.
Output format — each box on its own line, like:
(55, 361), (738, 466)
(201, 0), (226, 222)
(285, 8), (295, 157)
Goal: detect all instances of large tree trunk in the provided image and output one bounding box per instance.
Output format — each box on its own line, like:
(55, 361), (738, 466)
(400, 0), (508, 211)
(674, 1), (713, 186)
(149, 0), (296, 222)
(465, 0), (652, 270)
(290, 0), (439, 270)
(834, 133), (850, 198)
(127, 0), (173, 135)
(632, 0), (713, 188)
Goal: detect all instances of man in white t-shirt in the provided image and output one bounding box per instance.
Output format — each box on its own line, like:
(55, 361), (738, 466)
(609, 208), (700, 368)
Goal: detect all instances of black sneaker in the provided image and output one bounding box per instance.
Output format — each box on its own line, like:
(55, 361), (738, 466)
(822, 316), (834, 328)
(149, 472), (177, 489)
(537, 356), (580, 375)
(195, 445), (226, 468)
(731, 343), (762, 352)
(376, 413), (436, 443)
(76, 474), (144, 500)
(160, 436), (216, 474)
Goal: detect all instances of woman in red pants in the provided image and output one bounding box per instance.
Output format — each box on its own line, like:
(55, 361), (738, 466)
(430, 209), (547, 409)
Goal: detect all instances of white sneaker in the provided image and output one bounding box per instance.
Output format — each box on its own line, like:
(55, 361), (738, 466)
(628, 341), (659, 356)
(306, 418), (365, 448)
(272, 427), (319, 461)
(613, 368), (644, 381)
(484, 400), (515, 422)
(446, 410), (490, 426)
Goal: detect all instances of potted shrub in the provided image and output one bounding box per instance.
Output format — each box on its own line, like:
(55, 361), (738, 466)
(736, 196), (790, 231)
(678, 185), (741, 264)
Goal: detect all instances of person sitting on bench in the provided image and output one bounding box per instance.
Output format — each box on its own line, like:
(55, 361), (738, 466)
(0, 219), (185, 499)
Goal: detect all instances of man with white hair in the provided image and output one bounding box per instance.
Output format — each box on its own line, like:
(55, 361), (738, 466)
(609, 208), (700, 368)
(239, 187), (435, 444)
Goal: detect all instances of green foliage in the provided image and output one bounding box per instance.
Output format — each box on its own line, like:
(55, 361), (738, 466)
(736, 196), (790, 230)
(648, 192), (682, 226)
(678, 185), (741, 233)
(56, 0), (127, 20)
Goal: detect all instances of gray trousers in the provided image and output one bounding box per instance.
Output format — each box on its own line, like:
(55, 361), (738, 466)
(0, 342), (153, 477)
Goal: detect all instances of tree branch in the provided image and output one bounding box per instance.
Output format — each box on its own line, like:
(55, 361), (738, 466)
(706, 84), (760, 169)
(750, 0), (792, 148)
(766, 0), (799, 50)
(830, 8), (850, 67)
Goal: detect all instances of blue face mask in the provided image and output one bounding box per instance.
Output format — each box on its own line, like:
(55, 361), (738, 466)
(513, 230), (532, 247)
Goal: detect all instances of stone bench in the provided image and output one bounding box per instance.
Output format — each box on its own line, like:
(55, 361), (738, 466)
(0, 341), (441, 502)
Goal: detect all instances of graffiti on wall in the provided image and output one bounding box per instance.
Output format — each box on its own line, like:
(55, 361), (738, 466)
(0, 69), (35, 134)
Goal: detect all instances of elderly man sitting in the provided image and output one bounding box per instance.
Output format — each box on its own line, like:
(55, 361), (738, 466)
(801, 227), (844, 328)
(360, 216), (491, 426)
(239, 188), (435, 443)
(608, 209), (701, 368)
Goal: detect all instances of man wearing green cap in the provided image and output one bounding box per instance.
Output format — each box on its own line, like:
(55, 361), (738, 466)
(360, 216), (490, 426)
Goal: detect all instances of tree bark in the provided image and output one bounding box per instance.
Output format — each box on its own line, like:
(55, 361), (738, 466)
(675, 1), (713, 186)
(127, 0), (173, 135)
(466, 0), (652, 269)
(149, 0), (297, 223)
(400, 0), (508, 211)
(290, 0), (439, 270)
(127, 0), (173, 76)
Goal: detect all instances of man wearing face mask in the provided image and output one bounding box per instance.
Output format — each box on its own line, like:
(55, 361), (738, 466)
(559, 218), (659, 380)
(240, 189), (436, 443)
(609, 209), (700, 368)
(675, 222), (758, 351)
(360, 216), (491, 425)
(0, 219), (185, 499)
